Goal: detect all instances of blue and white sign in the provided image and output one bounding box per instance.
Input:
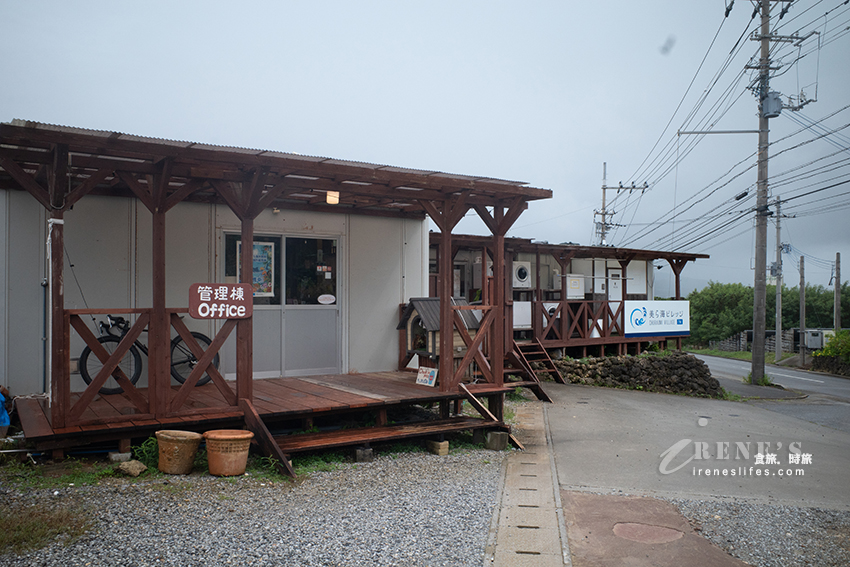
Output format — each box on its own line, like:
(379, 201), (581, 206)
(624, 300), (690, 337)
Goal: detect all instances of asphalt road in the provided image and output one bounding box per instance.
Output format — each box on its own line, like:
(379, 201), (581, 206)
(545, 382), (850, 509)
(695, 354), (850, 434)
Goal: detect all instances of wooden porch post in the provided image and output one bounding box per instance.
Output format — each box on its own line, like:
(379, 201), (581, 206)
(533, 249), (542, 340)
(493, 233), (505, 387)
(238, 217), (254, 400)
(149, 166), (171, 417)
(619, 256), (633, 350)
(48, 144), (68, 427)
(420, 194), (469, 392)
(476, 198), (526, 388)
(666, 258), (688, 351)
(438, 220), (454, 391)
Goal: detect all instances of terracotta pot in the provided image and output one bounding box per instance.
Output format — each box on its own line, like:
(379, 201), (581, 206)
(155, 430), (203, 475)
(203, 429), (254, 476)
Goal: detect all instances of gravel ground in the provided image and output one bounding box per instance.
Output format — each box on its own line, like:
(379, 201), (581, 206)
(667, 498), (850, 566)
(0, 450), (507, 567)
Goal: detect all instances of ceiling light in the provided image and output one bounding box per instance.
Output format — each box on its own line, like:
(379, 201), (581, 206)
(326, 191), (340, 205)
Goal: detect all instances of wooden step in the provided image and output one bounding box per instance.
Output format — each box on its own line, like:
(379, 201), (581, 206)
(275, 417), (507, 455)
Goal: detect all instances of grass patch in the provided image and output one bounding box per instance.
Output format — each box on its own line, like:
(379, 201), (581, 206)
(291, 451), (348, 476)
(379, 440), (426, 457)
(719, 387), (744, 401)
(0, 458), (119, 491)
(685, 348), (753, 361)
(0, 504), (92, 554)
(506, 386), (526, 402)
(132, 436), (159, 469)
(686, 348), (796, 364)
(745, 371), (774, 387)
(244, 454), (292, 480)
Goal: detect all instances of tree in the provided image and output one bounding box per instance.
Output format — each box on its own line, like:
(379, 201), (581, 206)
(686, 280), (848, 346)
(687, 281), (753, 345)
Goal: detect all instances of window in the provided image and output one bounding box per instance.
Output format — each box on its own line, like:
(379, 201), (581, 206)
(285, 238), (337, 305)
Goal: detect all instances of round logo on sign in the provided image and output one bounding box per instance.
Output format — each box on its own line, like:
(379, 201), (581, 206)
(318, 294), (336, 305)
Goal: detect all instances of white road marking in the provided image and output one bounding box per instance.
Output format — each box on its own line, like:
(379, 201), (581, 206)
(771, 372), (825, 383)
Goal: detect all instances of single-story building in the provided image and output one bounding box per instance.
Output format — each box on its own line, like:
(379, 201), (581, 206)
(428, 234), (708, 357)
(0, 120), (551, 471)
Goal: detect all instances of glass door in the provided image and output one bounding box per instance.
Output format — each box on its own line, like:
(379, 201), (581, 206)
(283, 237), (340, 376)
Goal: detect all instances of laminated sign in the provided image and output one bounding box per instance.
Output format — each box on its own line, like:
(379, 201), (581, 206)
(189, 283), (254, 319)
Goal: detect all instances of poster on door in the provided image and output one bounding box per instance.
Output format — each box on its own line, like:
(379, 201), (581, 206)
(237, 242), (275, 297)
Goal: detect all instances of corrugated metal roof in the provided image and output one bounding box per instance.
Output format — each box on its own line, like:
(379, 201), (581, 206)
(5, 119), (530, 187)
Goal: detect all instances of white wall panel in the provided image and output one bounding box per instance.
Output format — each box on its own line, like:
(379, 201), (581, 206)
(2, 192), (46, 394)
(347, 216), (427, 373)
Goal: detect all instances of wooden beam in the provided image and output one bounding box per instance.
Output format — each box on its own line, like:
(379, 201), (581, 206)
(473, 205), (498, 234)
(162, 178), (205, 213)
(418, 199), (445, 231)
(210, 179), (246, 219)
(117, 171), (155, 212)
(239, 399), (296, 478)
(245, 168), (267, 219)
(0, 155), (51, 209)
(446, 191), (471, 227)
(496, 196), (527, 236)
(63, 168), (112, 211)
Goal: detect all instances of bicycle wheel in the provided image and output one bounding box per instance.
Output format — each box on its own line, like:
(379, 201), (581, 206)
(79, 336), (143, 395)
(170, 332), (219, 386)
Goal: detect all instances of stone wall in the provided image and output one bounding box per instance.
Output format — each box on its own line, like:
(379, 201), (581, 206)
(710, 329), (797, 354)
(553, 352), (723, 398)
(765, 329), (796, 354)
(710, 332), (748, 352)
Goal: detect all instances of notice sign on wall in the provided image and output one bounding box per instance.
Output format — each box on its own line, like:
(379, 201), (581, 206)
(624, 300), (690, 338)
(189, 283), (254, 319)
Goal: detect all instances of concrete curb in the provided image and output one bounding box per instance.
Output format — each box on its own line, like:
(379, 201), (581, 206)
(486, 402), (570, 566)
(544, 403), (572, 566)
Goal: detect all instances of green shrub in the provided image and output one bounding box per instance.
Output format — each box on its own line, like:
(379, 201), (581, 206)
(814, 330), (850, 363)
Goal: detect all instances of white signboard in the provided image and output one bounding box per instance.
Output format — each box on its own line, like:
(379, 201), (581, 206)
(416, 367), (438, 387)
(624, 300), (690, 338)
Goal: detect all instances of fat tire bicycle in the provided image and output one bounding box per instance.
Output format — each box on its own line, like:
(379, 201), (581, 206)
(79, 315), (220, 395)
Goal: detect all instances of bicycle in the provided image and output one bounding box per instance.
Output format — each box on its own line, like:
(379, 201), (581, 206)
(79, 315), (220, 395)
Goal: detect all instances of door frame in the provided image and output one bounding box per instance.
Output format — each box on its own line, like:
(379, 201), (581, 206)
(218, 228), (346, 379)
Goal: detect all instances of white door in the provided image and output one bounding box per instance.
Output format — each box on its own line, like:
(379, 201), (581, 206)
(608, 268), (623, 302)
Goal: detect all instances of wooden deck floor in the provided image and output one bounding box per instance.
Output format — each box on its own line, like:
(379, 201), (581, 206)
(17, 372), (511, 452)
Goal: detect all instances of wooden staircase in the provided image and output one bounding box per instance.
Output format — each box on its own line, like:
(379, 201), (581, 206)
(240, 398), (511, 478)
(503, 339), (565, 402)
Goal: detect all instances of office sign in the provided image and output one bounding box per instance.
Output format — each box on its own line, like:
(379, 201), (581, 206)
(189, 283), (253, 319)
(624, 300), (690, 337)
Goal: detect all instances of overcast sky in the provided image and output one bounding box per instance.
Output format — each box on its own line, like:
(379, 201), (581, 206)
(2, 1), (848, 297)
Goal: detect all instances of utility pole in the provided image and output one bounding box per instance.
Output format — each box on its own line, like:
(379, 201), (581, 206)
(800, 256), (806, 367)
(836, 252), (842, 332)
(774, 198), (782, 362)
(594, 162), (645, 245)
(751, 0), (772, 384)
(748, 0), (803, 381)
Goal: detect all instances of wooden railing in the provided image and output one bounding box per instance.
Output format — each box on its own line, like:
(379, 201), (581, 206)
(61, 308), (236, 428)
(532, 300), (625, 344)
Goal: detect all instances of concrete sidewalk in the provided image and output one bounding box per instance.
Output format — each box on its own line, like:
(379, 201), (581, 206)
(486, 401), (748, 566)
